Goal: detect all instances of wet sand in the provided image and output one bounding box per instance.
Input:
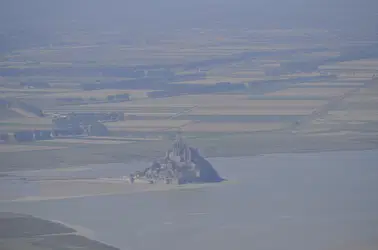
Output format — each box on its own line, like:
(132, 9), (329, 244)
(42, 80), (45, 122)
(1, 149), (378, 250)
(0, 212), (119, 250)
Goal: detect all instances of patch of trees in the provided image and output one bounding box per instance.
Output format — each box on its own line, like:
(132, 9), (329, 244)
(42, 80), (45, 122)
(147, 90), (172, 98)
(53, 112), (124, 128)
(81, 72), (206, 91)
(20, 81), (51, 88)
(52, 128), (85, 137)
(181, 47), (327, 70)
(56, 94), (130, 106)
(106, 93), (130, 102)
(278, 61), (320, 75)
(14, 131), (35, 142)
(16, 100), (44, 117)
(327, 43), (378, 63)
(171, 72), (207, 82)
(6, 130), (53, 142)
(0, 99), (10, 108)
(0, 66), (177, 79)
(248, 74), (338, 90)
(265, 44), (378, 77)
(144, 69), (175, 79)
(5, 99), (44, 117)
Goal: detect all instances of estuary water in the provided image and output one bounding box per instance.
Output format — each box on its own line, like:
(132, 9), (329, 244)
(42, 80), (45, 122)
(1, 149), (378, 250)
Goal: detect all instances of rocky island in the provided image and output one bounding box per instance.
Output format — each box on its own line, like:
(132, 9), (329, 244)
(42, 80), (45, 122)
(129, 133), (225, 185)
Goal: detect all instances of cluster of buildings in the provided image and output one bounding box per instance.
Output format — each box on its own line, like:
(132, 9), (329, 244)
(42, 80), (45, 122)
(20, 81), (51, 89)
(51, 112), (124, 136)
(0, 112), (125, 144)
(1, 130), (55, 143)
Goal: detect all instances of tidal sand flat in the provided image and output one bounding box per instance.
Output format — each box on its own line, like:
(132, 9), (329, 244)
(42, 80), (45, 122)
(1, 149), (378, 250)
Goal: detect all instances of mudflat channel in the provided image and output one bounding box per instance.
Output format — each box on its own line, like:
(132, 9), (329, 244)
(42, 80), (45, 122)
(1, 150), (378, 250)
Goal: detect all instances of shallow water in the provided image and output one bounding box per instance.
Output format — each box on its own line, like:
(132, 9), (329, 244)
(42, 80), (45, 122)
(1, 149), (378, 250)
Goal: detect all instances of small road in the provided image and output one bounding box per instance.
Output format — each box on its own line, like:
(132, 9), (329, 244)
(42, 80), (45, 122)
(288, 79), (376, 133)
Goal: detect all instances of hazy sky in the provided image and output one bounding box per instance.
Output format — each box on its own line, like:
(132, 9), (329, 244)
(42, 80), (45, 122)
(1, 0), (377, 36)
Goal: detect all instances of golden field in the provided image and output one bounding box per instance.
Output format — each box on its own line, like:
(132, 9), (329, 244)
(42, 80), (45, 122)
(104, 119), (193, 132)
(0, 144), (66, 153)
(1, 26), (378, 174)
(181, 122), (285, 133)
(188, 108), (314, 116)
(45, 138), (136, 145)
(43, 89), (151, 99)
(266, 87), (355, 97)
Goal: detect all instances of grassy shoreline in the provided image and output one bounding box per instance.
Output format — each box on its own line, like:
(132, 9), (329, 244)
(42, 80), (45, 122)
(1, 132), (377, 173)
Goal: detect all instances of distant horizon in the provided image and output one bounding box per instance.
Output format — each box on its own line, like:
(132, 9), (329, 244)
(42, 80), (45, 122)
(1, 0), (377, 37)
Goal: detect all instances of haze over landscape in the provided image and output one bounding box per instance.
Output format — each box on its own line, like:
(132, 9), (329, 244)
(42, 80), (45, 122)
(1, 0), (378, 250)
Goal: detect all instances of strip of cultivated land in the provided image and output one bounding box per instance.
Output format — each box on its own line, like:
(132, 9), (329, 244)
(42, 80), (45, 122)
(1, 29), (378, 172)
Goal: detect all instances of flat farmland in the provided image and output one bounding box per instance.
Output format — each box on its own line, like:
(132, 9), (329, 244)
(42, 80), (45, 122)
(336, 72), (375, 78)
(181, 121), (286, 132)
(345, 89), (378, 103)
(3, 27), (328, 74)
(0, 117), (52, 125)
(127, 94), (328, 107)
(7, 38), (297, 67)
(91, 94), (326, 133)
(43, 105), (190, 116)
(0, 144), (66, 153)
(320, 64), (378, 79)
(0, 87), (73, 98)
(43, 94), (328, 117)
(265, 87), (355, 97)
(230, 71), (267, 78)
(320, 59), (378, 70)
(297, 81), (365, 87)
(295, 80), (378, 135)
(104, 119), (193, 132)
(2, 25), (377, 174)
(326, 110), (378, 121)
(0, 118), (52, 132)
(188, 108), (314, 116)
(44, 138), (136, 145)
(41, 89), (151, 100)
(83, 136), (163, 141)
(0, 87), (72, 94)
(43, 94), (329, 126)
(174, 76), (262, 85)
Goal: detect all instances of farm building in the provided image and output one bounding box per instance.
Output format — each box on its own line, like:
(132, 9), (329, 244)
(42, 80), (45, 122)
(52, 127), (85, 137)
(0, 133), (17, 144)
(106, 93), (130, 102)
(0, 99), (11, 108)
(14, 131), (35, 142)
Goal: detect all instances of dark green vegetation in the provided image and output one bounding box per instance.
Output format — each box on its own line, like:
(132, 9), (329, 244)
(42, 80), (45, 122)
(0, 213), (119, 250)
